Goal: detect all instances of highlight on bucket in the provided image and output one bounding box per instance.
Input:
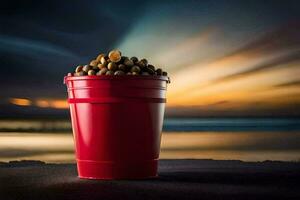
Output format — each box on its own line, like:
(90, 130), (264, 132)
(64, 50), (170, 180)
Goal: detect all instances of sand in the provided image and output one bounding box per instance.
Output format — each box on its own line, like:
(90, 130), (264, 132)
(0, 159), (300, 200)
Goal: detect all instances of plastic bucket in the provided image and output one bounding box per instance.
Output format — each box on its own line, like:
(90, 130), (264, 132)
(64, 75), (168, 179)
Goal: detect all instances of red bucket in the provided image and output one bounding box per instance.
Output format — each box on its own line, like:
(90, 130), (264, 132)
(64, 75), (168, 179)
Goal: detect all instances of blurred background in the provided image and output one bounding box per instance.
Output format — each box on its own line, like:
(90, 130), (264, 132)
(1, 0), (300, 162)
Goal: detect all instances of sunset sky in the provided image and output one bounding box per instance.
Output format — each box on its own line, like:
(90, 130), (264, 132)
(1, 0), (300, 117)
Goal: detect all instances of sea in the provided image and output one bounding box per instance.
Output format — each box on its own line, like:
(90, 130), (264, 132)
(0, 118), (299, 163)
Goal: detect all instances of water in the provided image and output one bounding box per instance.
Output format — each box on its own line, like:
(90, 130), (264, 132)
(0, 118), (299, 162)
(163, 118), (300, 131)
(1, 118), (300, 132)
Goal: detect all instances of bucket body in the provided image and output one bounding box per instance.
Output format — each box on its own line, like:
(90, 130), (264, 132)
(64, 75), (168, 179)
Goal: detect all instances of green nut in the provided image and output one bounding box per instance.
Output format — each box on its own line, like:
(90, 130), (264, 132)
(107, 62), (118, 71)
(88, 70), (96, 76)
(114, 70), (125, 75)
(106, 70), (114, 75)
(131, 65), (141, 73)
(162, 71), (168, 76)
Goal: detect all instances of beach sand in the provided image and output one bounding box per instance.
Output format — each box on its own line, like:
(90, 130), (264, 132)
(0, 159), (300, 200)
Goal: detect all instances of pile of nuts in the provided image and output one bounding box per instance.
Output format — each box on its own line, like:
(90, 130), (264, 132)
(71, 50), (169, 80)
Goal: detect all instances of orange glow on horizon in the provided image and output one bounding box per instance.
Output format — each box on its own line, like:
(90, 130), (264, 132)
(9, 98), (31, 106)
(117, 17), (300, 115)
(165, 45), (300, 110)
(35, 99), (51, 108)
(50, 100), (68, 109)
(166, 60), (300, 108)
(9, 98), (68, 109)
(35, 99), (68, 109)
(7, 26), (300, 114)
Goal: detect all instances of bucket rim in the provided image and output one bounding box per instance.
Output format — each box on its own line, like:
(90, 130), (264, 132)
(64, 75), (169, 84)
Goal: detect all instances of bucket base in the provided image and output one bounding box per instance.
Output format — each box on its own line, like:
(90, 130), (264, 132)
(77, 159), (158, 180)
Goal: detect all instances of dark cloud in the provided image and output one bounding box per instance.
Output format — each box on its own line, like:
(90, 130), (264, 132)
(204, 101), (229, 107)
(205, 23), (300, 87)
(1, 0), (300, 117)
(0, 0), (146, 99)
(210, 51), (300, 85)
(225, 21), (300, 56)
(273, 80), (300, 88)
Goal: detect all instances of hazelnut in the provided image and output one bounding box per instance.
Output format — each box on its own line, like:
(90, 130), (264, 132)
(89, 60), (98, 67)
(136, 61), (146, 68)
(156, 68), (162, 75)
(141, 72), (150, 75)
(114, 70), (125, 75)
(92, 65), (99, 71)
(106, 70), (114, 75)
(120, 56), (128, 63)
(148, 64), (155, 71)
(140, 58), (148, 66)
(97, 68), (108, 75)
(145, 67), (155, 75)
(131, 65), (141, 73)
(75, 71), (87, 76)
(96, 54), (105, 62)
(124, 58), (134, 67)
(88, 70), (96, 76)
(100, 56), (107, 65)
(107, 62), (118, 71)
(83, 65), (92, 72)
(75, 65), (83, 73)
(108, 49), (122, 62)
(118, 64), (126, 71)
(97, 63), (107, 69)
(130, 56), (138, 63)
(71, 50), (169, 80)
